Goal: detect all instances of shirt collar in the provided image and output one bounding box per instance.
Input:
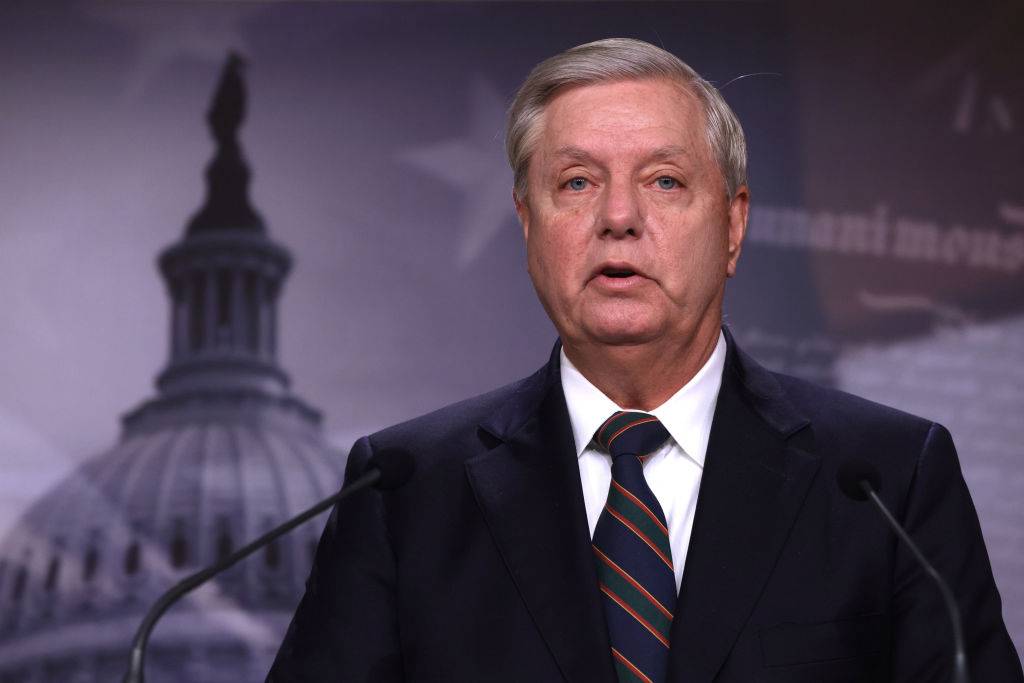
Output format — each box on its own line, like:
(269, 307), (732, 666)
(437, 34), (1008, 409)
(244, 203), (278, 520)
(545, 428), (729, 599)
(559, 330), (726, 468)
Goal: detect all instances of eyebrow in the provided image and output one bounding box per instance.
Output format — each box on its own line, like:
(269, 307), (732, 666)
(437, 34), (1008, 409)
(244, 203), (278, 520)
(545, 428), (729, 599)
(647, 145), (689, 161)
(551, 144), (689, 164)
(552, 146), (598, 163)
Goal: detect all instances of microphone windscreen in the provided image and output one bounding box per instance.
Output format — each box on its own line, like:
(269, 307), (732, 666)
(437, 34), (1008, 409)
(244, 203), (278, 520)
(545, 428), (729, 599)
(367, 448), (415, 490)
(837, 459), (883, 502)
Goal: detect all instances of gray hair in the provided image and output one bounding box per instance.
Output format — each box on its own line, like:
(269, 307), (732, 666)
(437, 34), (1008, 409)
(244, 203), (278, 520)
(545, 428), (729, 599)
(506, 38), (747, 201)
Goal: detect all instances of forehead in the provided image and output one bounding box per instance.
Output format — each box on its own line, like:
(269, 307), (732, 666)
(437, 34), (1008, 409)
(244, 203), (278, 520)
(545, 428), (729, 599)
(536, 78), (709, 164)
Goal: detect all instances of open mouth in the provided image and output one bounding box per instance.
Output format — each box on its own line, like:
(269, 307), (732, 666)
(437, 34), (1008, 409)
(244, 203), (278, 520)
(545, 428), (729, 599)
(601, 268), (636, 279)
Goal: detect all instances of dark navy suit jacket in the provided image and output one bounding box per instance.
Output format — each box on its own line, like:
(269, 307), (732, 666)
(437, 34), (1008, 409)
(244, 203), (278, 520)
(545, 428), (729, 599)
(269, 329), (1022, 682)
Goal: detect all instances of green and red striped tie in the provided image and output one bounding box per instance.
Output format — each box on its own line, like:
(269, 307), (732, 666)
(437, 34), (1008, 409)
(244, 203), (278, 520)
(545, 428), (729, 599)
(592, 411), (675, 683)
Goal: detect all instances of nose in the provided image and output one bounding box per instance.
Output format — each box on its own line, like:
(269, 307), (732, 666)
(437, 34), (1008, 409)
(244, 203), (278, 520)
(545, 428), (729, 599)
(597, 176), (642, 239)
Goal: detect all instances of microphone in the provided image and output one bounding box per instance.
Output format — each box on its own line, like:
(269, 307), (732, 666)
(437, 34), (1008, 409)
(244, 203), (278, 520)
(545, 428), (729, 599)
(123, 448), (414, 683)
(836, 459), (969, 683)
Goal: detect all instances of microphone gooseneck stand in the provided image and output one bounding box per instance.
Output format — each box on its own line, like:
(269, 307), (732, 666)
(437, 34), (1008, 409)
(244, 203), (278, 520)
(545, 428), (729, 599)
(858, 480), (970, 683)
(122, 468), (381, 683)
(839, 460), (970, 683)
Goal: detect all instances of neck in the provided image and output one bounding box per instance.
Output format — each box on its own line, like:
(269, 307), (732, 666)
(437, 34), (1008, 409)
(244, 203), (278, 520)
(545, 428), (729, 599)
(563, 318), (722, 411)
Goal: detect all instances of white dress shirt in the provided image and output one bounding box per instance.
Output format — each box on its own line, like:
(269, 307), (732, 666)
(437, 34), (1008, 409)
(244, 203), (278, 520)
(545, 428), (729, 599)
(560, 331), (726, 592)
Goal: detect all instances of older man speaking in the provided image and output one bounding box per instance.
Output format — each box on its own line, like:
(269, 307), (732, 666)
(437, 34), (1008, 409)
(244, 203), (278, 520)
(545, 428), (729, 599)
(269, 39), (1021, 683)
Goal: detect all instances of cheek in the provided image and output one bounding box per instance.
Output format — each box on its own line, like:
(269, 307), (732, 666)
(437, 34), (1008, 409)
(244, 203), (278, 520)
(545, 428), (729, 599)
(531, 215), (587, 274)
(526, 228), (565, 299)
(656, 218), (730, 296)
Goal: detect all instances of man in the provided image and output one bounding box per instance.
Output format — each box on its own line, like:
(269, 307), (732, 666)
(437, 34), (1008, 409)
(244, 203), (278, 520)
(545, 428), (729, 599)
(269, 39), (1022, 682)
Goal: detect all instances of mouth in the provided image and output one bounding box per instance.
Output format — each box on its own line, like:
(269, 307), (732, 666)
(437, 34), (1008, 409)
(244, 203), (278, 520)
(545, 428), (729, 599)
(590, 261), (648, 289)
(601, 267), (637, 279)
(592, 261), (645, 280)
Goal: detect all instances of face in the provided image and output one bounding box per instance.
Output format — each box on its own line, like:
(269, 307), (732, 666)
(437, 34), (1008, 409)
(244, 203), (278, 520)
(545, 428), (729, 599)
(516, 78), (748, 351)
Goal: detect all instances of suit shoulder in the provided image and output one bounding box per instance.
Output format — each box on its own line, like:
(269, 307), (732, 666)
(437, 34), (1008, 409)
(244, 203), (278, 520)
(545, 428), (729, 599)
(761, 371), (955, 494)
(364, 366), (545, 457)
(771, 370), (936, 443)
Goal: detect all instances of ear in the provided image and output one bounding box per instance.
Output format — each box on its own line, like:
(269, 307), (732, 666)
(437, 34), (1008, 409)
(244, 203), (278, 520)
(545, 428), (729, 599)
(514, 191), (530, 242)
(725, 185), (749, 278)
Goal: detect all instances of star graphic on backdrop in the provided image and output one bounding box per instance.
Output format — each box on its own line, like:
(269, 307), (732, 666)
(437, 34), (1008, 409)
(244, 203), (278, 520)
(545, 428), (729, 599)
(910, 9), (1020, 138)
(80, 1), (263, 101)
(399, 76), (516, 268)
(951, 71), (1014, 134)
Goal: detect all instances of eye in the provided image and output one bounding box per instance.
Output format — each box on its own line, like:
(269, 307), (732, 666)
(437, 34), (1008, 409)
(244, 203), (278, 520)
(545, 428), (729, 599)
(655, 176), (679, 190)
(566, 177), (589, 191)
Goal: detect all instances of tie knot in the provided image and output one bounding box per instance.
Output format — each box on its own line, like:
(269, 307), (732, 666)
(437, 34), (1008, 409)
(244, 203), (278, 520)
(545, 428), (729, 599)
(595, 411), (670, 460)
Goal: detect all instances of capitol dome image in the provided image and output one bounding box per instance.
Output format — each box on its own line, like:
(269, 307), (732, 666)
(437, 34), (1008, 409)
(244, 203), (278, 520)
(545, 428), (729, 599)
(0, 54), (345, 682)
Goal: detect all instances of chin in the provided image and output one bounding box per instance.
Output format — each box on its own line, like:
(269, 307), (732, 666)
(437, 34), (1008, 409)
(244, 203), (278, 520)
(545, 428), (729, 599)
(583, 321), (662, 347)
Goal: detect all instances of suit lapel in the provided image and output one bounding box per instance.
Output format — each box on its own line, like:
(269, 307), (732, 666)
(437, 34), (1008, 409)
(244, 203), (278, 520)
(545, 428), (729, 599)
(464, 332), (820, 683)
(466, 345), (615, 683)
(667, 331), (820, 683)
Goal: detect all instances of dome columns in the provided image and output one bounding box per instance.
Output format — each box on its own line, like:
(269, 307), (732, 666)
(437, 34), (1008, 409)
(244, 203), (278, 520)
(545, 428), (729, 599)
(231, 268), (246, 355)
(167, 256), (281, 359)
(155, 232), (292, 397)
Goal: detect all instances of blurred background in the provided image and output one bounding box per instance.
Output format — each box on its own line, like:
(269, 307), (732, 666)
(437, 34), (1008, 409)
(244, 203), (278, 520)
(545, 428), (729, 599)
(0, 1), (1020, 680)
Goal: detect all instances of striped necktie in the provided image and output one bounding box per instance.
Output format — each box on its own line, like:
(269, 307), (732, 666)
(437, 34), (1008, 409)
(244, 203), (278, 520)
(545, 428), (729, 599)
(591, 411), (675, 683)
